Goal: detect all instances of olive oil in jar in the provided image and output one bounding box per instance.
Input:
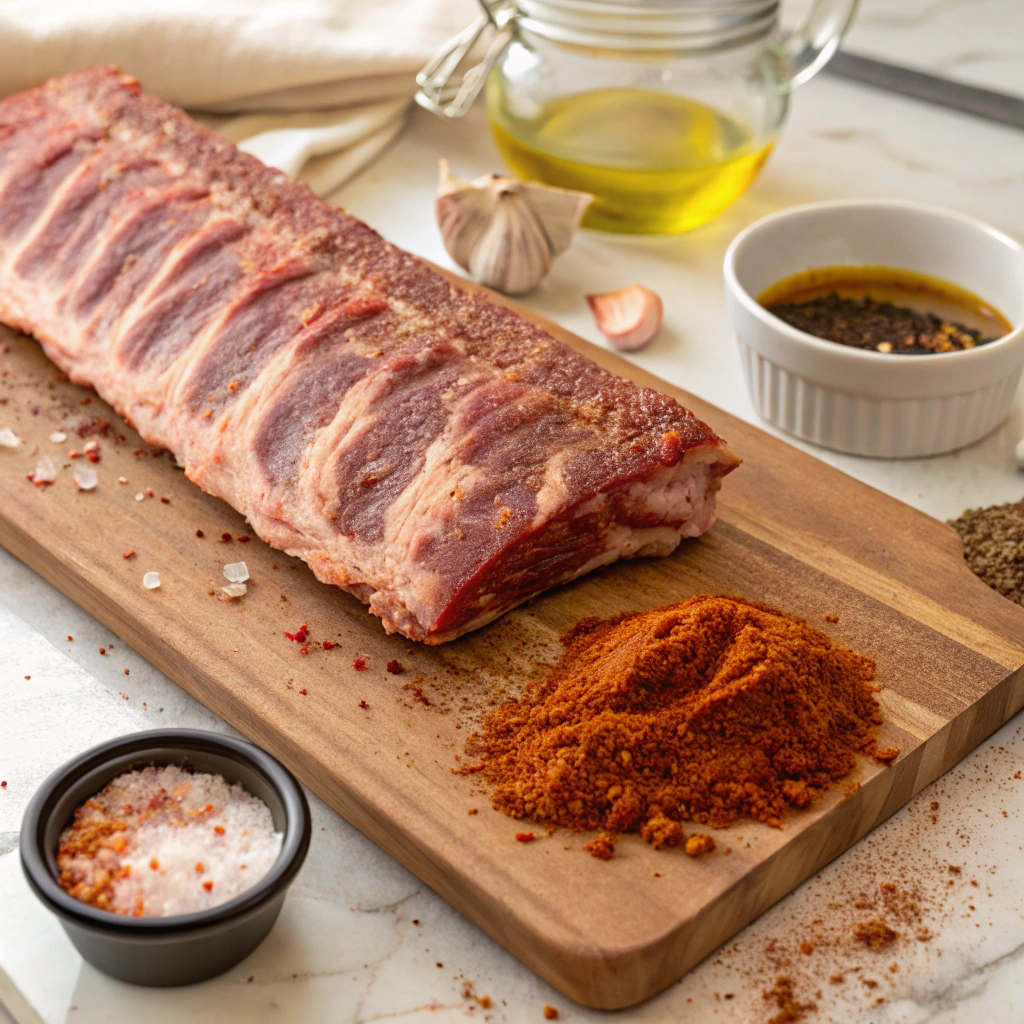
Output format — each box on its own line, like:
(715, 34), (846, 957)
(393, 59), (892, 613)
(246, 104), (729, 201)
(486, 85), (773, 234)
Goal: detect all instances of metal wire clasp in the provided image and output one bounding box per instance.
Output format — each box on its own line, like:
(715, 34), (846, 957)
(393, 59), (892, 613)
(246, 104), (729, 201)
(415, 0), (518, 119)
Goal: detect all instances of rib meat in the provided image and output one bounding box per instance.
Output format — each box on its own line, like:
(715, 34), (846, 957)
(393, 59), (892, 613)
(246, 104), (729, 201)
(0, 67), (740, 643)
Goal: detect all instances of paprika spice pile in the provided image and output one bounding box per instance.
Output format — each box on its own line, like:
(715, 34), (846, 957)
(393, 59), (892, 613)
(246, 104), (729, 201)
(469, 595), (897, 844)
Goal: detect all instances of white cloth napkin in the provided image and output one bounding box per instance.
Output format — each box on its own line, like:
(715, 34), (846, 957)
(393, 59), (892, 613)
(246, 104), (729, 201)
(0, 0), (479, 195)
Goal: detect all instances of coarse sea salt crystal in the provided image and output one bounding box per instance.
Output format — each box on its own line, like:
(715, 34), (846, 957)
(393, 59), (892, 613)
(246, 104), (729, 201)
(56, 764), (282, 917)
(143, 571), (161, 590)
(50, 430), (67, 444)
(221, 583), (247, 599)
(134, 492), (145, 502)
(33, 455), (57, 484)
(0, 427), (21, 448)
(73, 465), (98, 491)
(223, 561), (249, 583)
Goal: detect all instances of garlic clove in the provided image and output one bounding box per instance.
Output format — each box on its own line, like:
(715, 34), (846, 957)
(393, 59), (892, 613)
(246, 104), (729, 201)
(436, 160), (592, 294)
(587, 285), (663, 351)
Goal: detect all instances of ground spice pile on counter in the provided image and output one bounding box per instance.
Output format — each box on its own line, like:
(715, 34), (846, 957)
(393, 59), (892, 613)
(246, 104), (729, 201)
(950, 497), (1024, 606)
(467, 595), (897, 844)
(57, 765), (282, 917)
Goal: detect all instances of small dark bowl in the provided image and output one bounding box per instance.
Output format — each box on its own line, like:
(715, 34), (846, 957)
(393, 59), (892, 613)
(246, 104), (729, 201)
(20, 729), (311, 986)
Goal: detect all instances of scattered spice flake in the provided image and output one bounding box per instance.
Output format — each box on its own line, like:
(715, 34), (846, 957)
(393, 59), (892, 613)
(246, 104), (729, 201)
(411, 686), (431, 706)
(124, 669), (129, 676)
(87, 451), (100, 463)
(478, 995), (492, 1008)
(298, 689), (307, 696)
(67, 636), (73, 642)
(99, 647), (107, 656)
(468, 808), (478, 815)
(220, 532), (232, 543)
(195, 530), (204, 538)
(386, 659), (403, 674)
(543, 1006), (559, 1020)
(685, 833), (716, 858)
(853, 919), (898, 949)
(584, 835), (615, 860)
(214, 826), (225, 836)
(0, 781), (6, 788)
(358, 700), (369, 709)
(515, 832), (535, 843)
(202, 880), (213, 891)
(353, 657), (368, 671)
(321, 640), (334, 650)
(122, 548), (135, 559)
(762, 976), (815, 1024)
(159, 496), (170, 504)
(824, 614), (839, 624)
(238, 535), (250, 543)
(284, 624), (309, 643)
(145, 488), (154, 498)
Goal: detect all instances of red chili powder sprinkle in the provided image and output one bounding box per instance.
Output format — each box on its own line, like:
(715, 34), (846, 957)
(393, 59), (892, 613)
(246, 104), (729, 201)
(298, 689), (307, 695)
(358, 700), (369, 709)
(67, 636), (73, 641)
(238, 535), (251, 543)
(515, 832), (535, 843)
(284, 624), (309, 643)
(124, 669), (130, 676)
(99, 647), (107, 656)
(202, 880), (213, 891)
(145, 488), (154, 498)
(122, 549), (135, 559)
(195, 862), (204, 874)
(322, 641), (334, 650)
(543, 1006), (560, 1021)
(386, 660), (403, 674)
(160, 496), (170, 504)
(353, 657), (368, 671)
(221, 532), (232, 542)
(1, 781), (6, 788)
(195, 530), (204, 538)
(213, 826), (225, 836)
(87, 451), (100, 463)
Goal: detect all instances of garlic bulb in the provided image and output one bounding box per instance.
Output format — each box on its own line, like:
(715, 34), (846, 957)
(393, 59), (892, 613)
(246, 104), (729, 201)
(436, 160), (592, 295)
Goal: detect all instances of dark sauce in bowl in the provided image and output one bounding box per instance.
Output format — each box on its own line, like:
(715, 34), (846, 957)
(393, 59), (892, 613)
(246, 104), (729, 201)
(758, 266), (1012, 355)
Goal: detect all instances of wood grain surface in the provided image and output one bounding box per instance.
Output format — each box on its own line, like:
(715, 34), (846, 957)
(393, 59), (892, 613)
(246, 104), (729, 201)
(1, 289), (1023, 1010)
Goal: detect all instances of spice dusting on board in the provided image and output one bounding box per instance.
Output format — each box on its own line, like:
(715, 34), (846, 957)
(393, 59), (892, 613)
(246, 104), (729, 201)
(759, 265), (1010, 355)
(57, 765), (281, 917)
(950, 498), (1024, 606)
(467, 595), (896, 846)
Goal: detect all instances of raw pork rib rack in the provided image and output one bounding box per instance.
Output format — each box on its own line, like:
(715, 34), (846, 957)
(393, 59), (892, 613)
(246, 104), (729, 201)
(0, 68), (740, 643)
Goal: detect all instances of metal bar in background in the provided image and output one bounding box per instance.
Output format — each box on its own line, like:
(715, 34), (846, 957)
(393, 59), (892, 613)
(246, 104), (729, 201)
(824, 50), (1024, 131)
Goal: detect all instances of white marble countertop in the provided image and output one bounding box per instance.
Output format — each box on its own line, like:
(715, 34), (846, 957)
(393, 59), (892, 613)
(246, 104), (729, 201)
(3, 1), (1024, 1022)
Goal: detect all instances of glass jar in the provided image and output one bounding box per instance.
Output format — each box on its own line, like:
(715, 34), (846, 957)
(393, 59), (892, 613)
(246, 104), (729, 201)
(417, 0), (858, 234)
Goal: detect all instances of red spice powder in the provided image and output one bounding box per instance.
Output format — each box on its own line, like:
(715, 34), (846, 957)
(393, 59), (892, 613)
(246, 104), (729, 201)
(353, 657), (368, 671)
(386, 660), (403, 674)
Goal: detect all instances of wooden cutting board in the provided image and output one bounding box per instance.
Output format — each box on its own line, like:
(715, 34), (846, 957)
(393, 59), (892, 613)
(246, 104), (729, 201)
(2, 292), (1023, 1011)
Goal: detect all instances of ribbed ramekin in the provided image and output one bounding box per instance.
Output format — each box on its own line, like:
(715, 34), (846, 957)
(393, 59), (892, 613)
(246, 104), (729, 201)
(724, 200), (1024, 458)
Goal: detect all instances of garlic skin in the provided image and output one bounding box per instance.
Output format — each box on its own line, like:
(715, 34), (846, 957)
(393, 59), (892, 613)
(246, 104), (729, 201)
(436, 160), (592, 295)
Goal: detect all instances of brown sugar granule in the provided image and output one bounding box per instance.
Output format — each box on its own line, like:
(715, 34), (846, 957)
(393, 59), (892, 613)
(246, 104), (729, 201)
(763, 976), (815, 1024)
(640, 813), (684, 850)
(584, 835), (615, 860)
(685, 833), (716, 857)
(950, 498), (1024, 606)
(468, 595), (893, 839)
(853, 918), (898, 949)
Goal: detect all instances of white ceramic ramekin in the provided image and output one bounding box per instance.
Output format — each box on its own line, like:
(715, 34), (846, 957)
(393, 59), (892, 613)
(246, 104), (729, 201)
(723, 200), (1024, 457)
